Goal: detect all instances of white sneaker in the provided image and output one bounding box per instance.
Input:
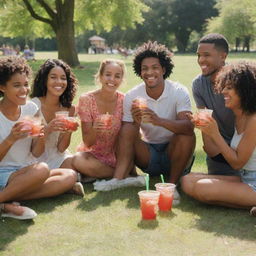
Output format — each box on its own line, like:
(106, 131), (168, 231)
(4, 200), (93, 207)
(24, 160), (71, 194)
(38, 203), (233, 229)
(174, 188), (180, 200)
(94, 178), (122, 191)
(173, 188), (180, 205)
(120, 176), (146, 187)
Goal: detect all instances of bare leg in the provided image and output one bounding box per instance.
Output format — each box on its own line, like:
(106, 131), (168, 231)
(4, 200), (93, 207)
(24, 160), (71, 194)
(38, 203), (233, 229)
(168, 133), (196, 184)
(113, 123), (152, 179)
(181, 172), (241, 196)
(16, 168), (77, 200)
(193, 177), (256, 208)
(0, 163), (49, 203)
(72, 152), (114, 178)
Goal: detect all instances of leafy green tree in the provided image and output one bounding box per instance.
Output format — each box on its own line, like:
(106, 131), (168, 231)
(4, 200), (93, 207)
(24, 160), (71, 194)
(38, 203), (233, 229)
(207, 0), (256, 52)
(0, 0), (148, 66)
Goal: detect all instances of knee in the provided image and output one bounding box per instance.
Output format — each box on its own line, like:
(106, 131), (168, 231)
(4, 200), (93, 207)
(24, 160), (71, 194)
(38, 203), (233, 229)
(194, 179), (216, 203)
(34, 162), (50, 181)
(181, 174), (194, 195)
(62, 169), (77, 185)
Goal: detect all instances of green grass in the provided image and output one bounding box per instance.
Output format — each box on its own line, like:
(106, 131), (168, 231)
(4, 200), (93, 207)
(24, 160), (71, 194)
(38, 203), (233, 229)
(1, 52), (256, 256)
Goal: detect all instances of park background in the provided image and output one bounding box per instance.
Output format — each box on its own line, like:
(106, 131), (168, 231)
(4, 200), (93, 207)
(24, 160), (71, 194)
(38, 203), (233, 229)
(0, 1), (256, 256)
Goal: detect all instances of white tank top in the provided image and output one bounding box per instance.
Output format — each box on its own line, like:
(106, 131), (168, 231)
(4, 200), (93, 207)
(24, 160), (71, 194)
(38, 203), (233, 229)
(230, 129), (256, 170)
(0, 101), (38, 168)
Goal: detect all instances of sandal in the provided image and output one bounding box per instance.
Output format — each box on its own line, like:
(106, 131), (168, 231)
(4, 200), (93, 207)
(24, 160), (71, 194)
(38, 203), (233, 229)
(72, 182), (85, 197)
(0, 203), (37, 220)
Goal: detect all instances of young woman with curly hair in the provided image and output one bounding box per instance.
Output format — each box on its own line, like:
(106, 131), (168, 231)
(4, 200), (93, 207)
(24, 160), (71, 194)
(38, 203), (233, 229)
(30, 59), (84, 196)
(182, 61), (256, 216)
(0, 57), (77, 220)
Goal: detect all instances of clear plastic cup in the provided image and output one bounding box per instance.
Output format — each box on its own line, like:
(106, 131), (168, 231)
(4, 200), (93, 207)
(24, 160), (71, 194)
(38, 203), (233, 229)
(136, 97), (150, 123)
(138, 190), (160, 220)
(194, 109), (213, 126)
(64, 117), (79, 131)
(100, 113), (113, 129)
(21, 116), (42, 137)
(55, 111), (69, 119)
(155, 183), (176, 211)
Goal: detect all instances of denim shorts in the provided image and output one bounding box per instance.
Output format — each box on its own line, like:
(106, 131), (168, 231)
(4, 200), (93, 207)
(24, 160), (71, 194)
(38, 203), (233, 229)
(0, 167), (20, 190)
(140, 142), (194, 178)
(240, 169), (256, 192)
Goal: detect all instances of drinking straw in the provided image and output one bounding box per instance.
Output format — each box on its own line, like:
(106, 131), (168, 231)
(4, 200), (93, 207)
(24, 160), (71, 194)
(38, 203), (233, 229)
(145, 174), (149, 191)
(160, 174), (165, 183)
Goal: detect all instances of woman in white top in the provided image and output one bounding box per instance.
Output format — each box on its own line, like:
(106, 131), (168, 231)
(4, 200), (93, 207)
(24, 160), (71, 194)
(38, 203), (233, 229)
(0, 57), (77, 220)
(30, 59), (84, 196)
(182, 61), (256, 216)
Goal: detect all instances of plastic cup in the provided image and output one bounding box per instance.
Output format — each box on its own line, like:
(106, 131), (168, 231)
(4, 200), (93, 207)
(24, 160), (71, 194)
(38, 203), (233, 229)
(155, 183), (176, 211)
(63, 117), (79, 131)
(195, 109), (213, 126)
(136, 97), (150, 123)
(21, 116), (42, 137)
(138, 190), (160, 220)
(55, 111), (69, 119)
(100, 113), (113, 129)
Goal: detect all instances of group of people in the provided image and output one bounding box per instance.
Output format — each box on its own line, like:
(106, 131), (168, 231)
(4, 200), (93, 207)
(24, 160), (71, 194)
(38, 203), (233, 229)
(0, 33), (256, 221)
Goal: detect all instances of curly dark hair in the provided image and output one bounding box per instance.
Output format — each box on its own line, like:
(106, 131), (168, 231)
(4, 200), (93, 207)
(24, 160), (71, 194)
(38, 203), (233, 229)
(215, 61), (256, 114)
(133, 41), (174, 79)
(31, 59), (78, 108)
(0, 56), (32, 97)
(199, 33), (229, 54)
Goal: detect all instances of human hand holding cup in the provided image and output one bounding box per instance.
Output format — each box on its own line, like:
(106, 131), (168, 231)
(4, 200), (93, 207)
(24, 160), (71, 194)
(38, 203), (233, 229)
(20, 116), (43, 137)
(133, 97), (151, 123)
(55, 111), (79, 132)
(193, 109), (213, 127)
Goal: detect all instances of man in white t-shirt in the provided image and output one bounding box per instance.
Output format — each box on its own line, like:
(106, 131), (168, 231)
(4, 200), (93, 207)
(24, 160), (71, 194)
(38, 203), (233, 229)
(94, 41), (195, 199)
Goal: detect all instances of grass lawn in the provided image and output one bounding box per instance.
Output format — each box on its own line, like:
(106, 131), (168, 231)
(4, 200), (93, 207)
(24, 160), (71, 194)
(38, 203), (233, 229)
(1, 52), (256, 256)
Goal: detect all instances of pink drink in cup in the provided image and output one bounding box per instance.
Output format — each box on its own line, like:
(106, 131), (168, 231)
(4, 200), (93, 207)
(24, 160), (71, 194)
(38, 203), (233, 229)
(100, 112), (113, 129)
(194, 109), (213, 126)
(155, 183), (176, 211)
(138, 190), (160, 220)
(21, 116), (42, 136)
(64, 117), (79, 131)
(136, 97), (150, 123)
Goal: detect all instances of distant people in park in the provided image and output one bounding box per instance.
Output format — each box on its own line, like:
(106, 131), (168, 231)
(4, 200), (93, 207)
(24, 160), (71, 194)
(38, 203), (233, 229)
(182, 61), (256, 216)
(72, 59), (125, 182)
(0, 56), (77, 220)
(22, 45), (35, 61)
(96, 41), (195, 200)
(30, 59), (84, 196)
(189, 33), (238, 176)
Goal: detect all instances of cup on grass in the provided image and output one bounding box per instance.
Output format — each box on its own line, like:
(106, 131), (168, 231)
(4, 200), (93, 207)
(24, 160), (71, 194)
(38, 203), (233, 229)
(138, 190), (160, 220)
(155, 183), (176, 211)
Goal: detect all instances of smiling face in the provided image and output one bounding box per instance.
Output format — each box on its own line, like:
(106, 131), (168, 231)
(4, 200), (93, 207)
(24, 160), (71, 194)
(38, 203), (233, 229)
(222, 83), (241, 110)
(100, 63), (123, 92)
(0, 72), (30, 106)
(46, 66), (67, 97)
(197, 43), (227, 77)
(140, 57), (165, 89)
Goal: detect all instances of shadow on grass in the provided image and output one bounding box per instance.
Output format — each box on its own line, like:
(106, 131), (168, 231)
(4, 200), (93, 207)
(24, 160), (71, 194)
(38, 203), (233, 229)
(177, 191), (256, 241)
(137, 219), (159, 229)
(0, 194), (82, 251)
(0, 217), (34, 252)
(77, 183), (141, 212)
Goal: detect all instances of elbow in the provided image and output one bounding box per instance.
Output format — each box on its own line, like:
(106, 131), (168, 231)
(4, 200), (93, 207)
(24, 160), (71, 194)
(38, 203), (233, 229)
(231, 163), (244, 171)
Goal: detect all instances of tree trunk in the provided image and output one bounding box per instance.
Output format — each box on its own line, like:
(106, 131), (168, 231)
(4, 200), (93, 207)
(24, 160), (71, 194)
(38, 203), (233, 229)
(55, 1), (79, 67)
(174, 30), (190, 52)
(56, 23), (79, 67)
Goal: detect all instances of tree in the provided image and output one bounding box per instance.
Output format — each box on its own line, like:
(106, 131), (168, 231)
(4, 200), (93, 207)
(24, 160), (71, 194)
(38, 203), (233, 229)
(0, 0), (148, 66)
(206, 0), (256, 52)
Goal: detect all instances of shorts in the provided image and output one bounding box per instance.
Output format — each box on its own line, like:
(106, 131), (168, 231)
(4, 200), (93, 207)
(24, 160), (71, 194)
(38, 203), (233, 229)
(240, 169), (256, 192)
(207, 156), (240, 176)
(140, 143), (195, 178)
(0, 166), (20, 190)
